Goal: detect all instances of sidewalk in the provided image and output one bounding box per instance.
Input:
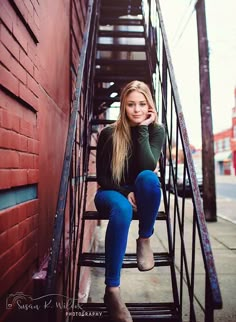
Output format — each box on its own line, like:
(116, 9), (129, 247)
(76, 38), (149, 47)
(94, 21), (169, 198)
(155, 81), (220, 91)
(88, 198), (236, 322)
(216, 174), (236, 184)
(207, 216), (236, 322)
(216, 174), (236, 224)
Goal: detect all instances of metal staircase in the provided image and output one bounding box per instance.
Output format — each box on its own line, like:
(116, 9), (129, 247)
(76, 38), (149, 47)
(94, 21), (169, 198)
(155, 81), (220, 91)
(75, 1), (179, 320)
(45, 0), (222, 321)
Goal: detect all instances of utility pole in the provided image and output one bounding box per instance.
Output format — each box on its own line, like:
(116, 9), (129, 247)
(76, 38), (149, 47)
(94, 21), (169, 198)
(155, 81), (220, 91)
(195, 0), (217, 222)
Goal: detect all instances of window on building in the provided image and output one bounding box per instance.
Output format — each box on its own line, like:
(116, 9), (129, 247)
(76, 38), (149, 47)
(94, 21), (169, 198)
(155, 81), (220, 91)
(224, 137), (230, 150)
(234, 125), (236, 138)
(214, 141), (217, 153)
(218, 139), (223, 152)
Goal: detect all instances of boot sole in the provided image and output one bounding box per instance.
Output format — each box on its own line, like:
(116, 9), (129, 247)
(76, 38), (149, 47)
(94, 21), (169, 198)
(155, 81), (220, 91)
(137, 264), (155, 272)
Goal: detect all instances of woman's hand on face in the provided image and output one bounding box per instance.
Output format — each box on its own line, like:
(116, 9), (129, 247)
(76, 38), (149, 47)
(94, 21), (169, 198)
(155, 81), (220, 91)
(127, 192), (137, 211)
(139, 111), (156, 126)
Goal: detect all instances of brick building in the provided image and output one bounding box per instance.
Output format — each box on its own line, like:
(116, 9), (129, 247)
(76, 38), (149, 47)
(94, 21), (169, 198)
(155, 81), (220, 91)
(214, 88), (236, 175)
(0, 1), (97, 321)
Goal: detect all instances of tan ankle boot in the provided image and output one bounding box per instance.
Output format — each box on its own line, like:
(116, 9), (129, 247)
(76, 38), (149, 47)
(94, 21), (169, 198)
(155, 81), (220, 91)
(136, 238), (155, 271)
(104, 288), (133, 322)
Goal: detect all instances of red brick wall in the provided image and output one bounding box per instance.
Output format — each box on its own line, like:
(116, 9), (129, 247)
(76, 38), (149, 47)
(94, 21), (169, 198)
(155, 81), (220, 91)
(214, 128), (232, 141)
(0, 0), (96, 320)
(0, 2), (41, 319)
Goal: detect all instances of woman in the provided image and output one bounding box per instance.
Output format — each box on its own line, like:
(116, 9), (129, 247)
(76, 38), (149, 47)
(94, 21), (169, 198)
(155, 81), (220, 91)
(94, 80), (165, 322)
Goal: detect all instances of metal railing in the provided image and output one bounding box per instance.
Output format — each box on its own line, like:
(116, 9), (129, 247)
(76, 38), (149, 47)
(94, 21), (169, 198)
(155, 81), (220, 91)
(45, 0), (98, 317)
(143, 0), (223, 320)
(45, 0), (222, 320)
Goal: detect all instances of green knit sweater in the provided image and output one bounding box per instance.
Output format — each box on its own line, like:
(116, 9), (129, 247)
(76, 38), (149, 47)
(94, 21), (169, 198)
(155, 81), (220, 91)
(96, 123), (165, 196)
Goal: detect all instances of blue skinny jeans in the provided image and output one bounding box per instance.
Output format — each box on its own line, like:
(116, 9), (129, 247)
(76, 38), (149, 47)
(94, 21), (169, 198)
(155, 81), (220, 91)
(94, 170), (161, 287)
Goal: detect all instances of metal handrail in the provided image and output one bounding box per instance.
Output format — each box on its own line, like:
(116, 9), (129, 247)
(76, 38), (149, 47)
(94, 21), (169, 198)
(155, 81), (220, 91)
(156, 0), (222, 309)
(142, 0), (222, 320)
(46, 0), (96, 295)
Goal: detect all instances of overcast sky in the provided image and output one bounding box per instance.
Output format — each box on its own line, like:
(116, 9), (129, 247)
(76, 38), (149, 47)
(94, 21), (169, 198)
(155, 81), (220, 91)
(159, 0), (236, 148)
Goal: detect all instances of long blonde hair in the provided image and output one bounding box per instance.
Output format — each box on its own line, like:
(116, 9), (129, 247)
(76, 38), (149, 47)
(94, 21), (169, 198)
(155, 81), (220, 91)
(111, 80), (158, 184)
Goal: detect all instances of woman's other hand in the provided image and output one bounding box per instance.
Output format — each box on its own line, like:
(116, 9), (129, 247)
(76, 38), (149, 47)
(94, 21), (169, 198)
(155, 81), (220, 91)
(153, 164), (159, 174)
(127, 192), (137, 211)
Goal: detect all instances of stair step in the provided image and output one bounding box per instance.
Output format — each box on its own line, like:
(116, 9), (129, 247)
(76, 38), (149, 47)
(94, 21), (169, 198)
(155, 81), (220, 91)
(91, 119), (116, 125)
(100, 18), (143, 26)
(96, 61), (147, 72)
(98, 30), (145, 38)
(100, 6), (142, 16)
(96, 58), (147, 66)
(94, 96), (120, 103)
(80, 252), (172, 268)
(94, 75), (148, 82)
(95, 70), (147, 79)
(73, 302), (179, 321)
(89, 146), (97, 151)
(86, 173), (165, 187)
(101, 0), (142, 6)
(97, 43), (146, 52)
(94, 87), (120, 97)
(84, 210), (167, 221)
(86, 174), (162, 183)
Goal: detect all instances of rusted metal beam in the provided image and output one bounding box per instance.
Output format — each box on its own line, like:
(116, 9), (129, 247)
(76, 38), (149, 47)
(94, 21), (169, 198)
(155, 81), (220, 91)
(195, 0), (217, 222)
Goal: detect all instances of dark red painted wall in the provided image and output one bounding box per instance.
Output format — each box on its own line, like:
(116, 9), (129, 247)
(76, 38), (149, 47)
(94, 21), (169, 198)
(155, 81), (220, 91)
(0, 0), (95, 320)
(36, 0), (71, 261)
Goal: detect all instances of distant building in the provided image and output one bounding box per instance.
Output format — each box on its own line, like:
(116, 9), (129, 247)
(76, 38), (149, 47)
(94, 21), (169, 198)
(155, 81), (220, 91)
(214, 88), (236, 175)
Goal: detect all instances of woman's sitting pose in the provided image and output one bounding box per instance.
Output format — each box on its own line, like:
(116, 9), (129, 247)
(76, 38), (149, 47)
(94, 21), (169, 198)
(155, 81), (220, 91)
(94, 80), (165, 322)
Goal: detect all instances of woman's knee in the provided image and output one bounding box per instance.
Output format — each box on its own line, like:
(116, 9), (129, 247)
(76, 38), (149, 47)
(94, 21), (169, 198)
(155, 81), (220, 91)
(95, 190), (132, 216)
(135, 170), (160, 188)
(111, 202), (133, 227)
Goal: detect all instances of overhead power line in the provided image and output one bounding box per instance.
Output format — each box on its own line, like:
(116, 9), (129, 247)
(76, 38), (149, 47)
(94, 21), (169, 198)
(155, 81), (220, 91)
(172, 0), (198, 48)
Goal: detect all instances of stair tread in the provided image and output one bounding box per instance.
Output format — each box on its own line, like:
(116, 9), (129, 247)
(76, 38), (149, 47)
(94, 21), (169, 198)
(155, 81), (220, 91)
(84, 210), (166, 221)
(94, 75), (148, 82)
(95, 68), (147, 77)
(94, 96), (120, 102)
(98, 30), (145, 38)
(74, 302), (179, 321)
(80, 252), (172, 268)
(101, 6), (142, 14)
(101, 0), (142, 5)
(91, 119), (116, 125)
(80, 302), (177, 309)
(100, 18), (143, 26)
(96, 58), (147, 65)
(73, 302), (180, 322)
(97, 43), (146, 51)
(101, 5), (141, 10)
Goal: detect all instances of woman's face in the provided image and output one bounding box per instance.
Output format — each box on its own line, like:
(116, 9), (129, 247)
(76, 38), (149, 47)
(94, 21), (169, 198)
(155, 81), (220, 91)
(125, 90), (149, 126)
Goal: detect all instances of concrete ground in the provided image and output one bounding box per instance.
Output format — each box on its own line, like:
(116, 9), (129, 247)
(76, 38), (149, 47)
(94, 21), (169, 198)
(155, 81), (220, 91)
(216, 175), (236, 224)
(88, 194), (236, 322)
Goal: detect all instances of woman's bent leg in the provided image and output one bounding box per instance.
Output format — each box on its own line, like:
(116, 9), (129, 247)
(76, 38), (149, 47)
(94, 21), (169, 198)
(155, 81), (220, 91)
(95, 190), (133, 287)
(134, 170), (161, 271)
(134, 170), (161, 238)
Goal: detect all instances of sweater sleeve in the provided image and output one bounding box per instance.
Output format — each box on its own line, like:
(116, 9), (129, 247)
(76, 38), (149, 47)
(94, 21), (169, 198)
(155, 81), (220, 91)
(96, 127), (130, 196)
(135, 123), (165, 170)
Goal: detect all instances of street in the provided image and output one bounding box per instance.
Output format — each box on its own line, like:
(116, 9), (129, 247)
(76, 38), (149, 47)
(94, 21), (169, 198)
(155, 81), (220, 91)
(216, 175), (236, 224)
(216, 183), (236, 201)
